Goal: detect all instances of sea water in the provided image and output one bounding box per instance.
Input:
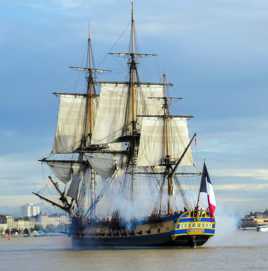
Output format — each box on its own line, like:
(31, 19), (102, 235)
(0, 231), (267, 271)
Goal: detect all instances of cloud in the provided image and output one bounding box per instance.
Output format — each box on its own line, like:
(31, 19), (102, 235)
(0, 152), (49, 196)
(213, 169), (268, 180)
(215, 183), (268, 191)
(0, 195), (42, 207)
(191, 117), (268, 171)
(177, 182), (268, 192)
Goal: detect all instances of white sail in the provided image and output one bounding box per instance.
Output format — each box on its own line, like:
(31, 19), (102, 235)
(47, 161), (82, 184)
(137, 85), (165, 114)
(91, 84), (128, 144)
(67, 173), (82, 199)
(86, 152), (128, 178)
(77, 169), (92, 212)
(91, 83), (164, 144)
(137, 117), (193, 167)
(136, 84), (165, 129)
(53, 94), (98, 153)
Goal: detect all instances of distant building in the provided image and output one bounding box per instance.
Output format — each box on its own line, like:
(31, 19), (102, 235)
(6, 216), (15, 229)
(0, 215), (7, 233)
(21, 204), (41, 217)
(37, 214), (70, 228)
(14, 218), (36, 231)
(0, 213), (70, 234)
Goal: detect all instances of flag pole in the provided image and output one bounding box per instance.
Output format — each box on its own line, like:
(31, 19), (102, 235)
(196, 162), (206, 208)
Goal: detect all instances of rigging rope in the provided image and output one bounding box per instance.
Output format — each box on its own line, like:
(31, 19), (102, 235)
(85, 176), (115, 218)
(99, 23), (131, 67)
(174, 176), (191, 209)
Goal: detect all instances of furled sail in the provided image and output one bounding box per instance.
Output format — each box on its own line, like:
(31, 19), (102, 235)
(137, 117), (193, 167)
(91, 83), (165, 144)
(53, 94), (98, 153)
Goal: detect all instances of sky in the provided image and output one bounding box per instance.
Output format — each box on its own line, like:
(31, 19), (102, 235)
(0, 0), (268, 215)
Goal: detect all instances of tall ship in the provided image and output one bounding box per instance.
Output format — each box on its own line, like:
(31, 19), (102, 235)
(35, 2), (216, 248)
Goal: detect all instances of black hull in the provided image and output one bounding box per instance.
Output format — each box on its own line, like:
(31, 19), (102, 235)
(70, 211), (215, 248)
(72, 233), (210, 248)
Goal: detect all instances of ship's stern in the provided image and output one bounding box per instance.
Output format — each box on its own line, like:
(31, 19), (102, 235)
(171, 211), (215, 247)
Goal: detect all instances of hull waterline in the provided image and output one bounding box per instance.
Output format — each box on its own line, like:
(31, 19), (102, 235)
(70, 211), (215, 248)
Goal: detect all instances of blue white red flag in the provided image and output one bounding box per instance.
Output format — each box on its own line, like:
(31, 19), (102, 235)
(200, 163), (216, 217)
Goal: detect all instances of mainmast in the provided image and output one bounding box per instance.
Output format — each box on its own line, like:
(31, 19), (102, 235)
(109, 0), (156, 139)
(84, 32), (96, 217)
(85, 32), (96, 145)
(129, 0), (138, 135)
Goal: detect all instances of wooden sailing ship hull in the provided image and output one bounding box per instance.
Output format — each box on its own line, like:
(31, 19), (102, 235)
(71, 212), (215, 248)
(72, 232), (210, 248)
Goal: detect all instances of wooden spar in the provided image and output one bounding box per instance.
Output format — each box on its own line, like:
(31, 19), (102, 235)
(129, 0), (138, 200)
(62, 32), (100, 214)
(48, 176), (62, 196)
(39, 158), (87, 164)
(159, 175), (165, 215)
(169, 133), (197, 178)
(166, 133), (196, 213)
(53, 92), (99, 97)
(48, 176), (71, 205)
(84, 32), (95, 145)
(83, 32), (99, 213)
(109, 52), (157, 57)
(94, 81), (173, 86)
(129, 0), (138, 135)
(162, 75), (172, 214)
(69, 66), (111, 72)
(162, 74), (170, 163)
(48, 176), (71, 209)
(68, 33), (107, 146)
(32, 192), (70, 213)
(126, 172), (201, 176)
(109, 2), (159, 136)
(137, 114), (194, 119)
(129, 54), (137, 135)
(148, 96), (183, 100)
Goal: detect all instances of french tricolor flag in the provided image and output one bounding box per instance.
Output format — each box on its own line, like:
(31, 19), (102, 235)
(199, 163), (216, 217)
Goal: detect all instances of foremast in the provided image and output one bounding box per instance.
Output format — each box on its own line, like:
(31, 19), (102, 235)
(38, 32), (107, 217)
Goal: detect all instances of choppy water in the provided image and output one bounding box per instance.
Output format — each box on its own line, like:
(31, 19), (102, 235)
(0, 231), (268, 271)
